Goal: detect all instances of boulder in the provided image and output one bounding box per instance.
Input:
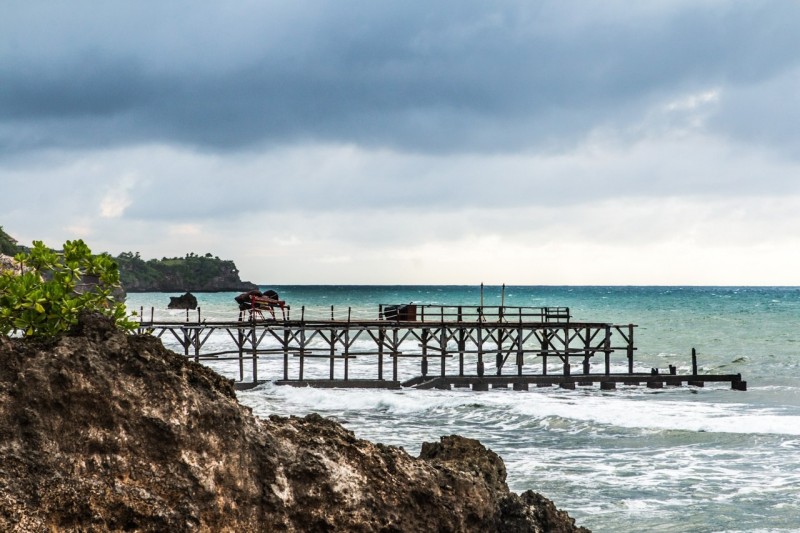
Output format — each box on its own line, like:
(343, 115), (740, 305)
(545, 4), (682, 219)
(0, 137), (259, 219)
(167, 292), (198, 310)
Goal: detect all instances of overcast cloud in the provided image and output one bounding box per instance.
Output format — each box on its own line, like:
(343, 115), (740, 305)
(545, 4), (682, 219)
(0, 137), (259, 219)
(2, 1), (800, 285)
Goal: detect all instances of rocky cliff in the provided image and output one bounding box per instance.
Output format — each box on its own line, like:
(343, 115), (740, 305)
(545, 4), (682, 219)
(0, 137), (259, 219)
(0, 313), (588, 532)
(116, 253), (258, 293)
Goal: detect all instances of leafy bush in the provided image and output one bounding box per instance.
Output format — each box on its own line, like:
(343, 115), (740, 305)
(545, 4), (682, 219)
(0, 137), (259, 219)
(0, 240), (137, 337)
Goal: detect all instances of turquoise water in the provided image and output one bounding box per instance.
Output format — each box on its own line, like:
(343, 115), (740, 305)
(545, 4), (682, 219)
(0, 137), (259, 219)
(126, 286), (800, 532)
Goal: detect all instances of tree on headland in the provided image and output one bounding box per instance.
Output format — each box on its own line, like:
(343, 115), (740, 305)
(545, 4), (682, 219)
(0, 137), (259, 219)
(0, 240), (136, 337)
(0, 226), (21, 256)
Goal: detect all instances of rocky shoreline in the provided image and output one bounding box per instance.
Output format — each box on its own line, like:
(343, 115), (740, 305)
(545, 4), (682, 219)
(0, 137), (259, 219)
(0, 313), (589, 532)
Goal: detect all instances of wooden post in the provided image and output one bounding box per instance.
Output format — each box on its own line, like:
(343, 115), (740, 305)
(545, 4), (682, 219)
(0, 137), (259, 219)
(344, 310), (351, 381)
(563, 326), (570, 376)
(458, 306), (465, 376)
(182, 324), (190, 358)
(329, 326), (336, 380)
(692, 347), (698, 375)
(392, 327), (399, 382)
(239, 319), (245, 382)
(582, 326), (590, 375)
(477, 321), (485, 377)
(378, 325), (385, 380)
(251, 321), (258, 384)
(280, 326), (288, 381)
(541, 328), (548, 376)
(421, 328), (429, 377)
(496, 327), (504, 376)
(604, 325), (611, 376)
(295, 328), (303, 381)
(193, 327), (200, 364)
(440, 326), (447, 378)
(516, 325), (524, 376)
(191, 310), (200, 364)
(627, 324), (635, 374)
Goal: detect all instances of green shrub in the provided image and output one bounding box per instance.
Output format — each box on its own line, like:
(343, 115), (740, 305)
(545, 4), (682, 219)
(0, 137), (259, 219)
(0, 239), (137, 337)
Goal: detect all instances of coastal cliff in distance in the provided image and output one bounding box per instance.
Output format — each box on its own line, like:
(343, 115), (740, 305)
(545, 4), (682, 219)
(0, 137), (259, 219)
(0, 313), (589, 532)
(116, 252), (258, 292)
(0, 227), (257, 293)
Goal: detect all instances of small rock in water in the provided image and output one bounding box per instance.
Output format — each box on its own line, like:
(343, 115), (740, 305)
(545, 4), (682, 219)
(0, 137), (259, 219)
(168, 291), (198, 309)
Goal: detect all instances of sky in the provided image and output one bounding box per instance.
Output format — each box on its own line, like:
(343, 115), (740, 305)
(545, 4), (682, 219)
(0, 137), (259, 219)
(2, 1), (800, 285)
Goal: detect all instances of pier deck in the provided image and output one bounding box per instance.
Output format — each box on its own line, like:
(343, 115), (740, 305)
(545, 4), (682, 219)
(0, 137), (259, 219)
(138, 304), (747, 392)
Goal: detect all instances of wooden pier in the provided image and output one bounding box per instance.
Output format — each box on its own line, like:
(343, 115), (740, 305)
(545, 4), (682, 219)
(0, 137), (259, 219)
(138, 304), (747, 392)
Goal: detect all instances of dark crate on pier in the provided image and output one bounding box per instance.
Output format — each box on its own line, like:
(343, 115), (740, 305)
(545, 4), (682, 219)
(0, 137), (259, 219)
(381, 304), (417, 321)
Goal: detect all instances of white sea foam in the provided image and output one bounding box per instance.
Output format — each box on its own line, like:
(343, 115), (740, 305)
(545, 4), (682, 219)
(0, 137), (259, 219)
(238, 384), (800, 437)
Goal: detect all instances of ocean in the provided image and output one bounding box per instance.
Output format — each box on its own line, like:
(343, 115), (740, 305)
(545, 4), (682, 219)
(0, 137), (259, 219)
(125, 286), (800, 532)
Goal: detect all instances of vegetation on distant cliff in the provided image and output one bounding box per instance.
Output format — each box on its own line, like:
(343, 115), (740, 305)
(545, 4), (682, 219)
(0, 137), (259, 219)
(0, 240), (135, 337)
(0, 226), (21, 256)
(115, 252), (257, 292)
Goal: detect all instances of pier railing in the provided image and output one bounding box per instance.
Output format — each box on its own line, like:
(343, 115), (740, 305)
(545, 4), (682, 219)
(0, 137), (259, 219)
(137, 304), (571, 325)
(378, 304), (570, 323)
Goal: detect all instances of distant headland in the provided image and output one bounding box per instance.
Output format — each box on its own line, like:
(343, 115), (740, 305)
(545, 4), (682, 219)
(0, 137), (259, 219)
(115, 252), (258, 293)
(1, 227), (257, 293)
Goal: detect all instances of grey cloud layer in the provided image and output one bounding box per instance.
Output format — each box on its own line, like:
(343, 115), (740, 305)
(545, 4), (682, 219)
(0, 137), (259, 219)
(3, 1), (799, 154)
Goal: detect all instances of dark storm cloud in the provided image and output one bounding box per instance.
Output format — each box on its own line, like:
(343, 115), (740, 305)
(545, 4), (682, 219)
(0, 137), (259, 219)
(3, 1), (800, 155)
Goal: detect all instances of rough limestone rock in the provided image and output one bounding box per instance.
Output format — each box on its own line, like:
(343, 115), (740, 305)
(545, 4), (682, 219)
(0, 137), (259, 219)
(0, 313), (589, 532)
(168, 292), (198, 310)
(0, 254), (23, 274)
